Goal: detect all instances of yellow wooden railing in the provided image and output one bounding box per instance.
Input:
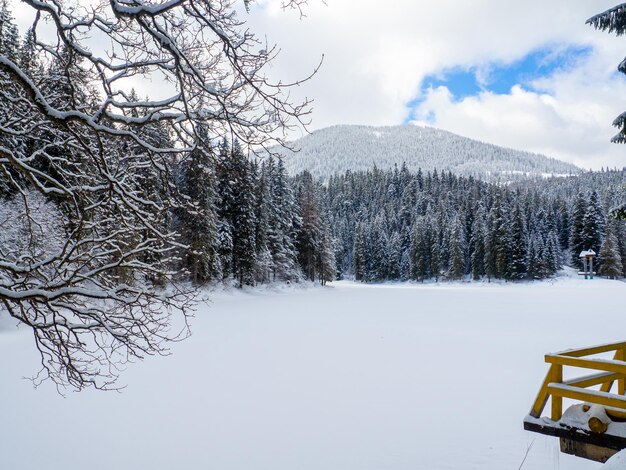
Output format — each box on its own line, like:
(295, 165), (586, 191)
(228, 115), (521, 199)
(530, 341), (626, 421)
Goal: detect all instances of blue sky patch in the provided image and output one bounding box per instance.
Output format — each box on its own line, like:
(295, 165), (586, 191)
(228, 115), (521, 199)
(406, 45), (592, 124)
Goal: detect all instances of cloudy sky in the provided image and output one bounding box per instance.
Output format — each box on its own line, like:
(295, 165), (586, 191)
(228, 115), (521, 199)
(10, 0), (626, 169)
(246, 0), (626, 169)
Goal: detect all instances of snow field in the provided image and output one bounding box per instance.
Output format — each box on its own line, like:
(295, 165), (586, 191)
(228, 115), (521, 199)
(1, 274), (625, 469)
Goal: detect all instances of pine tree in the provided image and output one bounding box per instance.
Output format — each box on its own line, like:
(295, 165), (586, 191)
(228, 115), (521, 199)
(18, 29), (41, 80)
(587, 4), (626, 143)
(430, 226), (442, 282)
(232, 142), (258, 287)
(470, 207), (486, 280)
(267, 158), (300, 281)
(616, 220), (626, 277)
(486, 195), (509, 279)
(0, 3), (21, 197)
(527, 237), (539, 279)
(410, 219), (426, 281)
(217, 220), (234, 281)
(0, 1), (19, 63)
(215, 139), (257, 286)
(386, 231), (402, 280)
(557, 200), (570, 251)
(599, 220), (623, 279)
(448, 215), (466, 280)
(318, 225), (336, 285)
(544, 231), (561, 276)
(507, 204), (528, 280)
(296, 171), (324, 282)
(581, 190), (604, 255)
(369, 215), (388, 281)
(570, 192), (587, 264)
(483, 228), (495, 282)
(254, 162), (273, 284)
(535, 237), (549, 278)
(178, 125), (220, 285)
(354, 223), (366, 281)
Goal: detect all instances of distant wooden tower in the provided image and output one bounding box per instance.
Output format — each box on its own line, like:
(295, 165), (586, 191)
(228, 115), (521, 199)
(579, 249), (596, 279)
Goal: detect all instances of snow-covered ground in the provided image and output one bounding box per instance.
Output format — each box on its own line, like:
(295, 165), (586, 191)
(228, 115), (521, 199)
(1, 272), (626, 470)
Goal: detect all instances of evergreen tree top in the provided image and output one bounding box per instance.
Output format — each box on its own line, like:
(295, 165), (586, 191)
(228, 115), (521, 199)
(588, 3), (626, 143)
(587, 4), (626, 36)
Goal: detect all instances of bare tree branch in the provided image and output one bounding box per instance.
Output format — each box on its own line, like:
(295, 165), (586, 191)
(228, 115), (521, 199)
(0, 0), (315, 390)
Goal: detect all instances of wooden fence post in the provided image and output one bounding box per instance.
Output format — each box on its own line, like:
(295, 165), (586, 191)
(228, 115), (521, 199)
(551, 364), (563, 421)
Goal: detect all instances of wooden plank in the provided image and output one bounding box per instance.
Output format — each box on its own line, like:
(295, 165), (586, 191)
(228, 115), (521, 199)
(560, 438), (618, 463)
(555, 341), (626, 358)
(548, 383), (626, 410)
(602, 405), (626, 421)
(615, 348), (625, 395)
(530, 365), (554, 418)
(602, 351), (621, 392)
(551, 365), (563, 420)
(600, 380), (615, 393)
(524, 418), (626, 451)
(546, 355), (626, 375)
(565, 372), (621, 389)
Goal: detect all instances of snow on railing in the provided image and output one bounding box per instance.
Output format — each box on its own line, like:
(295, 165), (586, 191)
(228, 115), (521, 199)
(529, 341), (626, 422)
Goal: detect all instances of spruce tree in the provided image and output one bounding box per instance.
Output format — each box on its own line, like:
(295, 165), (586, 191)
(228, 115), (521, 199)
(587, 4), (626, 143)
(570, 192), (587, 264)
(267, 158), (300, 281)
(386, 231), (402, 280)
(508, 204), (528, 280)
(488, 196), (509, 279)
(616, 220), (626, 277)
(318, 225), (337, 285)
(599, 220), (623, 279)
(544, 232), (561, 276)
(232, 142), (258, 287)
(527, 237), (539, 279)
(354, 223), (366, 281)
(448, 215), (466, 280)
(470, 207), (486, 280)
(581, 190), (604, 255)
(535, 237), (549, 278)
(0, 1), (19, 63)
(179, 125), (220, 285)
(254, 162), (273, 284)
(215, 139), (257, 286)
(430, 227), (442, 282)
(296, 171), (324, 282)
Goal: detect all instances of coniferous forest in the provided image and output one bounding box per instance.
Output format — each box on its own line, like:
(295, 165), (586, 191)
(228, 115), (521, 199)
(1, 0), (625, 296)
(322, 166), (626, 282)
(5, 1), (626, 468)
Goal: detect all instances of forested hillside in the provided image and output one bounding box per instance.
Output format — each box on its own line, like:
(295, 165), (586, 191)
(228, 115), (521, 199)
(279, 125), (582, 181)
(0, 1), (621, 297)
(176, 137), (336, 287)
(321, 166), (626, 282)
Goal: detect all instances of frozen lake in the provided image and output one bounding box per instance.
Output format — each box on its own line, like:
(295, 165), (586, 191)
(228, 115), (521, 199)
(2, 273), (625, 469)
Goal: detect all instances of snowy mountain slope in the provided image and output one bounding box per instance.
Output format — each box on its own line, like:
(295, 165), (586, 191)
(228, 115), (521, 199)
(277, 125), (581, 180)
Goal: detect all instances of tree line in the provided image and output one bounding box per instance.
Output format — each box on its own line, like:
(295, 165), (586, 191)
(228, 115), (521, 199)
(177, 137), (336, 287)
(0, 0), (322, 389)
(322, 165), (626, 282)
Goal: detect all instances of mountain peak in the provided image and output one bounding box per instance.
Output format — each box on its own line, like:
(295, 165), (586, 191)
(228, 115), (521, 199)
(278, 124), (581, 181)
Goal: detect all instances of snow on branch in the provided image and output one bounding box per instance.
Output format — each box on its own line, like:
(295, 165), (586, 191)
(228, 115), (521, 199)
(587, 3), (626, 36)
(0, 0), (315, 390)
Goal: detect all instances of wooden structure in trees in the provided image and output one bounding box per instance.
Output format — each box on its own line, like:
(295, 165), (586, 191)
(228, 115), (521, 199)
(524, 341), (626, 463)
(578, 249), (597, 279)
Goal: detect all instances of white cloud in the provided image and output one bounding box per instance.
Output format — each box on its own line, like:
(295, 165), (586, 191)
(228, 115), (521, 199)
(9, 0), (626, 167)
(412, 42), (626, 169)
(245, 0), (626, 167)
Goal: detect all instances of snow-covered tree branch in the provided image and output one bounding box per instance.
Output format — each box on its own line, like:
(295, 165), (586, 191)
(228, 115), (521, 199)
(0, 0), (315, 390)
